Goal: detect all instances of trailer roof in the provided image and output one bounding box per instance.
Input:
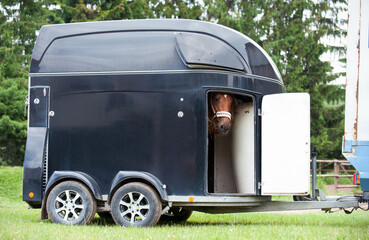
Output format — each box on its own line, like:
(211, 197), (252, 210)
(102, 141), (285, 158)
(32, 19), (282, 82)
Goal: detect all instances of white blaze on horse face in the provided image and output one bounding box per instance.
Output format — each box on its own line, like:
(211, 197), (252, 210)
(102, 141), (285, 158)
(209, 93), (233, 134)
(212, 93), (231, 113)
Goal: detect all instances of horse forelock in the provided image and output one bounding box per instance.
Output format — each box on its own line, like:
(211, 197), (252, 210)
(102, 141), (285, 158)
(208, 93), (234, 135)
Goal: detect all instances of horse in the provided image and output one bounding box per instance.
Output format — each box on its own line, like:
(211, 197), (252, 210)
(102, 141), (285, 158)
(208, 92), (234, 135)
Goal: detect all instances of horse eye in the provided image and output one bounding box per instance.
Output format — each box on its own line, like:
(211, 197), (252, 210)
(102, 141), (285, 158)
(215, 97), (220, 102)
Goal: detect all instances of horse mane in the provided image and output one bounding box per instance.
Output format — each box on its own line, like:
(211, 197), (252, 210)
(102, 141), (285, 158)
(208, 114), (220, 135)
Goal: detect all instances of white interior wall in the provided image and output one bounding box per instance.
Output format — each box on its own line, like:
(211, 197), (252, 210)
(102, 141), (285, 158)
(232, 102), (255, 194)
(214, 133), (237, 193)
(213, 101), (255, 194)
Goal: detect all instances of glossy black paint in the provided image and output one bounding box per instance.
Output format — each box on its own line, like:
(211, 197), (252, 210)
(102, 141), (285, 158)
(35, 31), (187, 73)
(110, 171), (168, 202)
(23, 87), (50, 206)
(23, 19), (285, 207)
(30, 72), (282, 197)
(45, 171), (103, 200)
(23, 127), (47, 206)
(28, 87), (49, 127)
(30, 19), (282, 82)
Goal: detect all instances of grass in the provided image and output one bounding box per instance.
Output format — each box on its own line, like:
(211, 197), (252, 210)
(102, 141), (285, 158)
(1, 166), (369, 239)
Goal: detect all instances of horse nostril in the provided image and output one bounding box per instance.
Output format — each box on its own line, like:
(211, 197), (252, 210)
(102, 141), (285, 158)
(220, 124), (230, 132)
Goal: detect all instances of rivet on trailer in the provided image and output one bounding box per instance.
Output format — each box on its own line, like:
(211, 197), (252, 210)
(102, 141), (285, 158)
(23, 19), (365, 227)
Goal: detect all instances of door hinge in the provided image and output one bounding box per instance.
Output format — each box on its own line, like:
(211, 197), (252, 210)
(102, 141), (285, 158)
(258, 109), (262, 116)
(258, 182), (263, 190)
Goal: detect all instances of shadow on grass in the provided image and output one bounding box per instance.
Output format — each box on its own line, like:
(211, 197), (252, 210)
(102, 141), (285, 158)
(87, 213), (369, 228)
(92, 216), (116, 226)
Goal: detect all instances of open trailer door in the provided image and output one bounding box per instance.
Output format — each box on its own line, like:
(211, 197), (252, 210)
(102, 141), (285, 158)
(261, 93), (310, 195)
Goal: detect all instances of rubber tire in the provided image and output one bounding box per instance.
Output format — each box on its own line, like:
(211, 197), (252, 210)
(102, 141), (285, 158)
(46, 181), (97, 225)
(111, 182), (162, 227)
(160, 207), (193, 222)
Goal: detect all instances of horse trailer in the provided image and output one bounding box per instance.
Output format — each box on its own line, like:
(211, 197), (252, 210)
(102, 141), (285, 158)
(23, 19), (363, 227)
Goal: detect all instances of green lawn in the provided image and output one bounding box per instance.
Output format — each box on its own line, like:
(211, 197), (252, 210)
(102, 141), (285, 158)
(1, 166), (368, 239)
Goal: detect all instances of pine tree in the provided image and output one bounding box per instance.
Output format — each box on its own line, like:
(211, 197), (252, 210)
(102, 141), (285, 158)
(152, 0), (202, 19)
(205, 0), (347, 158)
(0, 0), (347, 165)
(0, 1), (61, 165)
(53, 0), (155, 22)
(53, 0), (202, 22)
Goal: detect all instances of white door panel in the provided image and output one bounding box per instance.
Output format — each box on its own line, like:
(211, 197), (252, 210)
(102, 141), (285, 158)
(261, 93), (310, 195)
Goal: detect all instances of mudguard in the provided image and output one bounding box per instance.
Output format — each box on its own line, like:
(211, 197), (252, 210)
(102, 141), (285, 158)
(40, 171), (102, 219)
(23, 127), (48, 205)
(44, 171), (103, 200)
(109, 171), (168, 202)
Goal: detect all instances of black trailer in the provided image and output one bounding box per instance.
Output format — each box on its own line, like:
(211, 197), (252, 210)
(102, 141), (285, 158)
(23, 19), (362, 227)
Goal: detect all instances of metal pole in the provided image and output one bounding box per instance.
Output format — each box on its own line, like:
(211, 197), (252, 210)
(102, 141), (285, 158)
(312, 145), (318, 199)
(334, 160), (339, 193)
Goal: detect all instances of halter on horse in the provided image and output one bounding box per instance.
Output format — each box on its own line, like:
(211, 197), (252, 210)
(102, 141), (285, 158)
(208, 93), (234, 135)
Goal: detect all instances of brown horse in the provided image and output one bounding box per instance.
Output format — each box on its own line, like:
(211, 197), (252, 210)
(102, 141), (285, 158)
(208, 92), (234, 135)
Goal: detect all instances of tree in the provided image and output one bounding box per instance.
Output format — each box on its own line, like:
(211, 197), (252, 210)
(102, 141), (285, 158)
(0, 1), (62, 165)
(53, 0), (155, 22)
(151, 0), (202, 19)
(205, 0), (347, 159)
(0, 37), (28, 165)
(98, 0), (154, 20)
(0, 0), (347, 165)
(53, 0), (202, 23)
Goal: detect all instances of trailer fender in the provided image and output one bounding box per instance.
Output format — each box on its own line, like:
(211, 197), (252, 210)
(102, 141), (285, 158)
(44, 171), (103, 201)
(40, 171), (102, 219)
(23, 127), (48, 204)
(109, 171), (168, 202)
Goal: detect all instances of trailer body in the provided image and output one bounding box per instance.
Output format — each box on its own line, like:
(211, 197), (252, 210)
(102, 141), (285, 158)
(22, 19), (359, 226)
(343, 0), (369, 199)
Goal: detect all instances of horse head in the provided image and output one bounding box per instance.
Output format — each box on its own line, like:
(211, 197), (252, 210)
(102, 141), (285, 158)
(209, 92), (234, 135)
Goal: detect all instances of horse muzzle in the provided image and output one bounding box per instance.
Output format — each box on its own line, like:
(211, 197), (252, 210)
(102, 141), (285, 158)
(218, 122), (231, 134)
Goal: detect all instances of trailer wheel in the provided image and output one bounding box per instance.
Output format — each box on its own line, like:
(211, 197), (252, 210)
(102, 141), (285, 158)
(111, 182), (162, 227)
(160, 207), (193, 222)
(46, 181), (96, 225)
